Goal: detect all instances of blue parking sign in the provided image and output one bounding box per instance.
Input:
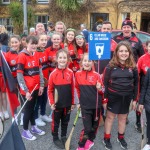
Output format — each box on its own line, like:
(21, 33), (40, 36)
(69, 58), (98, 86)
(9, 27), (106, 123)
(89, 32), (111, 60)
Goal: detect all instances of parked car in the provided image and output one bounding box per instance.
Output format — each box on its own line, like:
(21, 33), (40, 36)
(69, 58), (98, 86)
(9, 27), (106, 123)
(111, 30), (150, 52)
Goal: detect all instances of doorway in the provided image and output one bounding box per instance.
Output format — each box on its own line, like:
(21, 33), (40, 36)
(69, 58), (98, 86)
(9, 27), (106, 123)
(140, 12), (150, 33)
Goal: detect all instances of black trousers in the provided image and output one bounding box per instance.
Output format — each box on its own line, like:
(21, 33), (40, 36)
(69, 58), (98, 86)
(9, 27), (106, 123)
(146, 110), (150, 144)
(78, 108), (101, 147)
(51, 106), (71, 140)
(22, 90), (38, 130)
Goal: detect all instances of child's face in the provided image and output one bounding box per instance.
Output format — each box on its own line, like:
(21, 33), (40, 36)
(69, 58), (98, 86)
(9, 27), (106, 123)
(10, 38), (20, 51)
(38, 35), (47, 48)
(66, 31), (75, 43)
(76, 38), (84, 47)
(55, 24), (64, 34)
(57, 52), (68, 69)
(82, 55), (93, 70)
(51, 35), (61, 47)
(147, 43), (150, 53)
(117, 45), (129, 63)
(27, 40), (37, 53)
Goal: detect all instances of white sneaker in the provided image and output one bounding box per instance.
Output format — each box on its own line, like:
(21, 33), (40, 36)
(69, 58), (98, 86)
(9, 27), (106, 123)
(142, 144), (150, 150)
(12, 114), (18, 125)
(35, 118), (46, 126)
(0, 112), (4, 121)
(40, 115), (52, 122)
(20, 113), (24, 126)
(3, 111), (9, 120)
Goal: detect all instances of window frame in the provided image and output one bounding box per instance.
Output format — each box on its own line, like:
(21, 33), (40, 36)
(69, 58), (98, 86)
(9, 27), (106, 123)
(37, 0), (49, 4)
(2, 0), (10, 4)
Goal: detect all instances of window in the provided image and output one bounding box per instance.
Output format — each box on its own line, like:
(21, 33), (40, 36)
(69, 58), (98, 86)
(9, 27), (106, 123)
(37, 0), (49, 4)
(0, 18), (13, 35)
(35, 15), (49, 29)
(2, 0), (10, 4)
(122, 13), (130, 21)
(90, 13), (109, 31)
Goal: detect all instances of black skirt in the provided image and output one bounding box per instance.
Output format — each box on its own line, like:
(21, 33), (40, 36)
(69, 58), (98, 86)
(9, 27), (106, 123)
(107, 94), (132, 114)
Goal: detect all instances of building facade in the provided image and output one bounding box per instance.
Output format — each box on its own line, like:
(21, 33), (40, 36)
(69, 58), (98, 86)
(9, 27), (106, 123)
(0, 0), (150, 33)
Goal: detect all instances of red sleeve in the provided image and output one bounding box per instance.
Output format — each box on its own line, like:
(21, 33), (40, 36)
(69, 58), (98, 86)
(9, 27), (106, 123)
(75, 72), (80, 102)
(4, 52), (9, 62)
(47, 73), (54, 106)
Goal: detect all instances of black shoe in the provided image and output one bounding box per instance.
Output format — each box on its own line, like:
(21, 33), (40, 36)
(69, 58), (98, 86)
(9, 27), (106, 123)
(135, 123), (142, 133)
(53, 139), (65, 149)
(61, 136), (67, 146)
(103, 138), (112, 150)
(117, 138), (128, 149)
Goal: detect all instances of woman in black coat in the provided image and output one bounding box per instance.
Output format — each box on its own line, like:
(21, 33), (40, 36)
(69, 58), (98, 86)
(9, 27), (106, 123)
(0, 25), (9, 52)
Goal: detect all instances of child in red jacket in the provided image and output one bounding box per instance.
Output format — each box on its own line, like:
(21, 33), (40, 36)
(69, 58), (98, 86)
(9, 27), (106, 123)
(75, 53), (105, 150)
(48, 49), (75, 149)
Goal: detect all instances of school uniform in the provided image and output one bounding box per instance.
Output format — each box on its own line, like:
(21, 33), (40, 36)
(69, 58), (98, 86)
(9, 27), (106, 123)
(45, 45), (64, 73)
(34, 48), (49, 119)
(103, 64), (139, 114)
(67, 42), (79, 72)
(4, 50), (18, 78)
(137, 53), (150, 88)
(17, 49), (44, 130)
(0, 69), (6, 92)
(47, 67), (74, 139)
(75, 69), (104, 147)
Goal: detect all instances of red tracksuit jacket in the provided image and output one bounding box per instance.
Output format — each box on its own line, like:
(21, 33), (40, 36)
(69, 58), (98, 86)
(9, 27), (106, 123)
(75, 69), (104, 109)
(48, 67), (74, 108)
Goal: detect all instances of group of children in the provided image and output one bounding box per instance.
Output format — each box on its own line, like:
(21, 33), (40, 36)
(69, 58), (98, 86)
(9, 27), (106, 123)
(0, 23), (150, 150)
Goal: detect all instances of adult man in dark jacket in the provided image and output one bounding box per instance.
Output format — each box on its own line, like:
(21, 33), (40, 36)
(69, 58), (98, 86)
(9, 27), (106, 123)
(113, 18), (145, 133)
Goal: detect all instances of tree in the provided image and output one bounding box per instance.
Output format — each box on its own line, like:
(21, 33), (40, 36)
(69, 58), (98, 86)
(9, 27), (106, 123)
(56, 0), (81, 11)
(8, 1), (35, 34)
(49, 0), (95, 29)
(9, 1), (23, 34)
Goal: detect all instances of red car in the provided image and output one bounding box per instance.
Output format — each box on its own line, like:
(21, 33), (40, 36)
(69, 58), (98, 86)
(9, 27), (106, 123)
(111, 30), (150, 52)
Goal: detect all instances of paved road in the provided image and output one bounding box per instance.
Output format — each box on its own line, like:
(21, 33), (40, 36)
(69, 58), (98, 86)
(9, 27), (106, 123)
(0, 107), (145, 150)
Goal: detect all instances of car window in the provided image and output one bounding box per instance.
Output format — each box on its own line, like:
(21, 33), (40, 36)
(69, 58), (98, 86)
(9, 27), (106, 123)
(136, 32), (150, 43)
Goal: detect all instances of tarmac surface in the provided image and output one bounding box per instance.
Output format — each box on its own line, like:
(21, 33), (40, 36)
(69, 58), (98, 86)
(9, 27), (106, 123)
(0, 106), (146, 150)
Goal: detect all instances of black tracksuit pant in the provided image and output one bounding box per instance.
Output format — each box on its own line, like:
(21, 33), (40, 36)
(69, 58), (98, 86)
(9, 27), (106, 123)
(22, 90), (38, 130)
(51, 106), (71, 140)
(78, 108), (101, 147)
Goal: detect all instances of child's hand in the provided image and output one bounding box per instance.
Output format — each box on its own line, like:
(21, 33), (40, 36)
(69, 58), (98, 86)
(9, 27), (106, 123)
(26, 92), (32, 101)
(51, 104), (55, 110)
(132, 101), (137, 111)
(71, 105), (75, 110)
(76, 104), (80, 109)
(96, 81), (102, 90)
(139, 104), (144, 113)
(38, 87), (44, 96)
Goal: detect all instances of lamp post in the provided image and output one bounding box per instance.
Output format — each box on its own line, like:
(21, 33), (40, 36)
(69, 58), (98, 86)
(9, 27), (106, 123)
(23, 0), (28, 35)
